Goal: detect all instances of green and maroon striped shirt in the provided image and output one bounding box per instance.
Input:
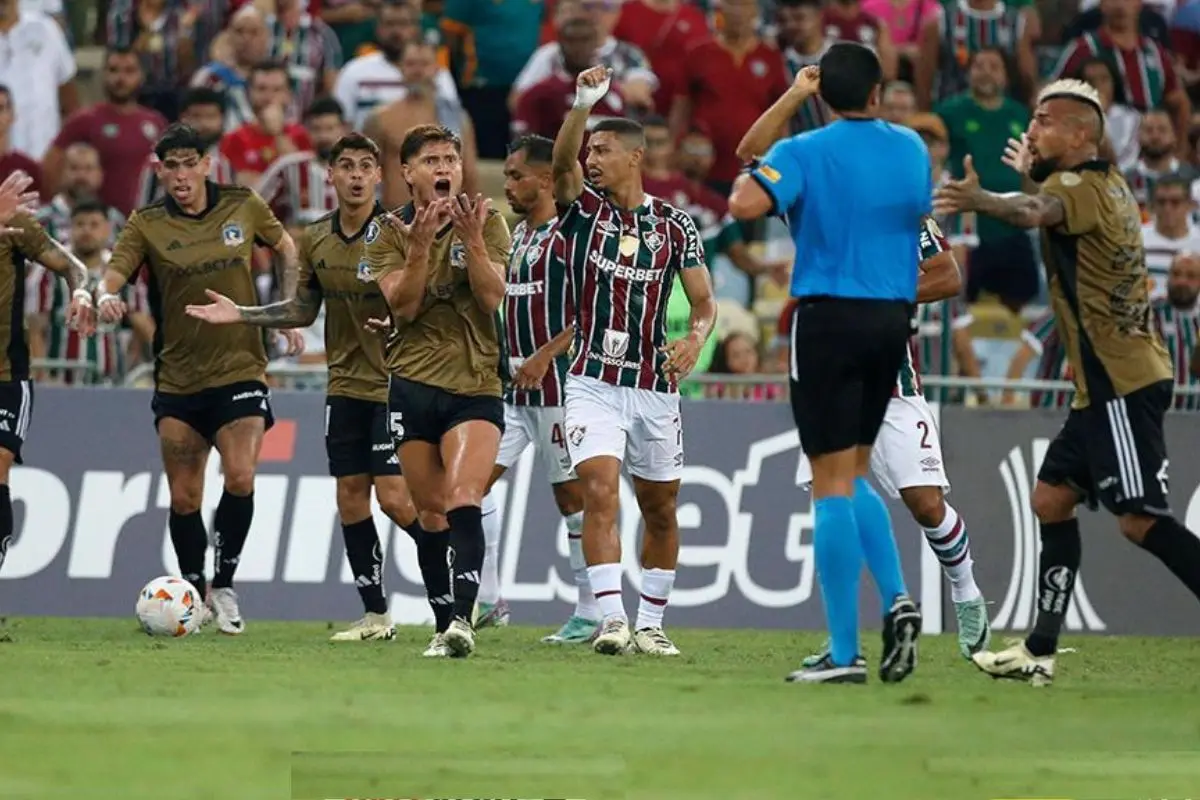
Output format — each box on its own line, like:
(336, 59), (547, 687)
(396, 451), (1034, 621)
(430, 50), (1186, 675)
(1151, 298), (1200, 411)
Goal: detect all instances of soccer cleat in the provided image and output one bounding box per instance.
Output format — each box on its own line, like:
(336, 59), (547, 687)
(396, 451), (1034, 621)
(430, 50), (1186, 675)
(208, 587), (245, 635)
(442, 617), (476, 658)
(633, 626), (681, 656)
(800, 640), (832, 669)
(879, 594), (921, 684)
(592, 616), (632, 655)
(197, 602), (215, 629)
(329, 612), (396, 642)
(472, 599), (511, 630)
(972, 640), (1055, 687)
(786, 653), (868, 684)
(541, 615), (600, 644)
(953, 596), (992, 658)
(422, 632), (451, 658)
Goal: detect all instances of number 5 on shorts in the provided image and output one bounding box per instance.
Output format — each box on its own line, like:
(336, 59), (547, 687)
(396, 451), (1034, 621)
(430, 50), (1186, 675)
(389, 412), (404, 440)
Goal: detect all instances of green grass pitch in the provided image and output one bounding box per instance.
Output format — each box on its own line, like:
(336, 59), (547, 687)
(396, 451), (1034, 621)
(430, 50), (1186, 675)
(2, 618), (1199, 800)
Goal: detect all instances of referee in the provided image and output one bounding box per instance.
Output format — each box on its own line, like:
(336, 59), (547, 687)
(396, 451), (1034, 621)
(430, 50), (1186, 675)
(729, 42), (926, 685)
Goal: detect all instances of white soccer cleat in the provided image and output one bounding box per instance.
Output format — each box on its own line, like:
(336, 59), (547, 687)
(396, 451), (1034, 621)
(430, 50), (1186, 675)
(592, 617), (632, 655)
(422, 632), (451, 657)
(442, 617), (476, 658)
(208, 587), (244, 635)
(972, 640), (1055, 687)
(633, 626), (680, 656)
(329, 612), (396, 642)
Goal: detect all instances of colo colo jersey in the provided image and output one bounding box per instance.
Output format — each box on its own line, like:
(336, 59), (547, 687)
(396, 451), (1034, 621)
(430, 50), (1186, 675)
(300, 204), (391, 403)
(558, 183), (706, 394)
(108, 182), (286, 394)
(0, 212), (56, 381)
(505, 216), (573, 407)
(1151, 298), (1200, 411)
(364, 203), (511, 398)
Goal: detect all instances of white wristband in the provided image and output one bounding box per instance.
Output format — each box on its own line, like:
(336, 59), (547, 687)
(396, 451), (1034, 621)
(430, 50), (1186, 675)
(72, 289), (94, 307)
(97, 292), (120, 307)
(572, 93), (596, 110)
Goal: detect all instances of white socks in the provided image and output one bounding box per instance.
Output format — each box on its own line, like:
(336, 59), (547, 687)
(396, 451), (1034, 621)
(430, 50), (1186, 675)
(478, 492), (501, 605)
(921, 503), (981, 603)
(586, 562), (626, 621)
(565, 511), (598, 620)
(636, 568), (675, 630)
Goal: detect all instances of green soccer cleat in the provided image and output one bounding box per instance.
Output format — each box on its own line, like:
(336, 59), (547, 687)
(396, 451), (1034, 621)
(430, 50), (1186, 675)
(541, 615), (600, 644)
(472, 599), (511, 630)
(954, 596), (992, 659)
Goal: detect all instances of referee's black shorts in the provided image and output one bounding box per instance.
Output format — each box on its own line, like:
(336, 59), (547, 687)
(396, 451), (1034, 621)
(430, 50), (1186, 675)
(789, 297), (914, 458)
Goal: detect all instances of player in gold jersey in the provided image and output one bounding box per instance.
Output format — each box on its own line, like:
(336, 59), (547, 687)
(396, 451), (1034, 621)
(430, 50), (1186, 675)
(365, 124), (511, 658)
(936, 80), (1200, 686)
(186, 133), (456, 647)
(97, 124), (305, 636)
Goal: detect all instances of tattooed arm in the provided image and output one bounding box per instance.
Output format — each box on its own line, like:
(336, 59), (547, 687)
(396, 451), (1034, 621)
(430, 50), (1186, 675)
(970, 192), (1066, 230)
(234, 279), (323, 328)
(34, 240), (90, 294)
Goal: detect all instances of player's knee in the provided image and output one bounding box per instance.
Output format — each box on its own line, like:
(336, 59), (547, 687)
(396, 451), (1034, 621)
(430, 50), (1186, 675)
(377, 485), (416, 527)
(168, 480), (204, 514)
(445, 485), (484, 512)
(418, 510), (447, 532)
(552, 482), (584, 517)
(1117, 514), (1155, 545)
(580, 473), (619, 518)
(335, 478), (372, 522)
(637, 484), (680, 536)
(221, 463), (256, 496)
(1032, 481), (1075, 524)
(902, 487), (945, 528)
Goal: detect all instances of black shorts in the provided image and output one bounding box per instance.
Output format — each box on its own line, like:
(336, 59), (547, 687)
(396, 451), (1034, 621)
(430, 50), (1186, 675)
(326, 395), (401, 478)
(1038, 380), (1173, 517)
(0, 379), (33, 464)
(387, 376), (504, 446)
(152, 380), (276, 444)
(789, 297), (913, 458)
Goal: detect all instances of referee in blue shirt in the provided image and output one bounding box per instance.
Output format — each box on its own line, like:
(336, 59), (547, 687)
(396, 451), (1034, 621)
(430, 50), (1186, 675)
(729, 42), (927, 685)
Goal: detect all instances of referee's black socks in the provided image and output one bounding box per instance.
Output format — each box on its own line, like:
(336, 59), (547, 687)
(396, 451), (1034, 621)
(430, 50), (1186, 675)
(447, 505), (486, 624)
(1139, 516), (1200, 602)
(211, 491), (254, 590)
(401, 520), (453, 633)
(1026, 519), (1082, 658)
(169, 509), (208, 598)
(0, 484), (12, 573)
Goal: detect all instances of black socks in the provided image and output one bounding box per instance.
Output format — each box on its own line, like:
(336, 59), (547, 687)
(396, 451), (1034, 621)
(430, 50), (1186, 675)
(342, 517), (387, 615)
(1139, 516), (1200, 603)
(168, 509), (208, 598)
(402, 520), (453, 633)
(211, 491), (253, 590)
(1025, 518), (1082, 658)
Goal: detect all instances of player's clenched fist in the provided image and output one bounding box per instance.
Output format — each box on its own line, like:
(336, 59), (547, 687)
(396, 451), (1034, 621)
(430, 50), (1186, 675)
(574, 66), (613, 110)
(791, 65), (820, 97)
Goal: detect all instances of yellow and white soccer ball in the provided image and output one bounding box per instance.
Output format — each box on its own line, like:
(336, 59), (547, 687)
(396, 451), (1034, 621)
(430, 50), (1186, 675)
(135, 576), (202, 637)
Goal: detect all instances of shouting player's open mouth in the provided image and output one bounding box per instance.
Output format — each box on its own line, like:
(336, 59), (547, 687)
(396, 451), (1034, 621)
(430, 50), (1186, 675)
(587, 168), (603, 185)
(434, 179), (452, 199)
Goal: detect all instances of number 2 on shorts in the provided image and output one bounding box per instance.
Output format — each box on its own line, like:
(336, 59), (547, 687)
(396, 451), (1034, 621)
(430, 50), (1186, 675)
(916, 420), (931, 449)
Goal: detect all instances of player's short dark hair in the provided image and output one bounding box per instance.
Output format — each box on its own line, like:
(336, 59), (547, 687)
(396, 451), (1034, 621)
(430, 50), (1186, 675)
(305, 96), (345, 122)
(818, 42), (882, 113)
(250, 60), (290, 87)
(1154, 173), (1192, 197)
(71, 198), (110, 219)
(592, 118), (645, 149)
(181, 87), (225, 114)
(330, 132), (381, 164)
(399, 124), (462, 164)
(509, 135), (555, 165)
(154, 123), (208, 160)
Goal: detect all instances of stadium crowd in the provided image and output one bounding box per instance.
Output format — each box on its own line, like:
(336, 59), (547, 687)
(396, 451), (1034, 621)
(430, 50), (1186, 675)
(6, 0), (1200, 408)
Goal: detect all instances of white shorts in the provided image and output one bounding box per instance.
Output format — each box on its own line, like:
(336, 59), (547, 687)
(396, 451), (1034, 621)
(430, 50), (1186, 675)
(796, 394), (950, 499)
(563, 374), (683, 482)
(496, 403), (575, 485)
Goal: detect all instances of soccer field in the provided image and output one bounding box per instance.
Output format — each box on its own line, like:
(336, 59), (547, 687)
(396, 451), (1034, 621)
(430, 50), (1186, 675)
(2, 619), (1198, 800)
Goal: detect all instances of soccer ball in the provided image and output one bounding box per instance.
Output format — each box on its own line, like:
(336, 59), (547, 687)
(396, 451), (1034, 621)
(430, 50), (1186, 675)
(135, 576), (202, 637)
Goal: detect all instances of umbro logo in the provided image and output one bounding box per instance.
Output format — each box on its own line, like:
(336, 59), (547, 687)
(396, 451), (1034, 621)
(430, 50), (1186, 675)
(167, 240), (184, 251)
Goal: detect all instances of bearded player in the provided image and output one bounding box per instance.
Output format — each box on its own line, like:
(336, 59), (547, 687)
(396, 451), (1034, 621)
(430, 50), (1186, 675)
(937, 80), (1200, 685)
(98, 124), (305, 635)
(184, 132), (450, 644)
(366, 124), (510, 659)
(473, 134), (602, 643)
(552, 67), (718, 657)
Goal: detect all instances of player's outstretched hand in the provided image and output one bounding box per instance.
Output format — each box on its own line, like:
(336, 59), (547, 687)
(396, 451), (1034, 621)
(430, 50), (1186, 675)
(0, 170), (39, 231)
(791, 65), (820, 96)
(403, 200), (450, 250)
(363, 316), (392, 334)
(1002, 133), (1032, 177)
(450, 193), (489, 245)
(513, 351), (551, 391)
(660, 334), (702, 381)
(279, 329), (305, 357)
(66, 290), (96, 337)
(185, 289), (241, 324)
(932, 155), (983, 216)
(574, 66), (612, 110)
(97, 292), (127, 325)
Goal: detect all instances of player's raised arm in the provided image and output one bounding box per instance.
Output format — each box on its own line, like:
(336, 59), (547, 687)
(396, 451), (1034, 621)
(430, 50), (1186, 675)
(933, 154), (1067, 230)
(728, 135), (805, 221)
(451, 195), (507, 314)
(98, 212), (149, 325)
(552, 66), (611, 207)
(661, 212), (718, 380)
(916, 216), (962, 303)
(735, 66), (820, 163)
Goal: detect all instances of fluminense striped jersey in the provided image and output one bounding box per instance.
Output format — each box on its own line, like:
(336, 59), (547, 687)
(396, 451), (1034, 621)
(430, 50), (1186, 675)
(935, 0), (1025, 102)
(1151, 298), (1200, 411)
(1023, 311), (1073, 409)
(134, 149), (235, 209)
(784, 42), (834, 133)
(190, 63), (255, 131)
(37, 195), (127, 248)
(504, 217), (573, 407)
(896, 216), (956, 397)
(267, 13), (344, 121)
(559, 184), (706, 393)
(1053, 30), (1178, 112)
(256, 151), (338, 227)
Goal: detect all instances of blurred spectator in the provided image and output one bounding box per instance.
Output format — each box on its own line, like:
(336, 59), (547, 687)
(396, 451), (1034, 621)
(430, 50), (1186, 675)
(778, 0), (832, 131)
(1173, 0), (1200, 100)
(863, 0), (939, 76)
(614, 0), (710, 119)
(512, 17), (628, 141)
(881, 80), (917, 123)
(916, 0), (1037, 108)
(936, 47), (1035, 312)
(21, 0), (64, 28)
(1142, 174), (1200, 298)
(0, 0), (78, 160)
(1124, 108), (1194, 214)
(1003, 309), (1073, 408)
(442, 0), (544, 158)
(705, 330), (787, 400)
(320, 0), (380, 60)
(1063, 0), (1171, 47)
(44, 48), (166, 216)
(257, 95), (345, 225)
(0, 86), (42, 199)
(1078, 55), (1141, 170)
(335, 0), (459, 131)
(512, 0), (656, 115)
(38, 142), (127, 245)
(366, 39), (477, 208)
(135, 87), (235, 207)
(1152, 251), (1200, 409)
(1055, 0), (1189, 145)
(192, 5), (271, 130)
(673, 0), (788, 192)
(268, 0), (343, 119)
(220, 60), (313, 184)
(823, 0), (897, 80)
